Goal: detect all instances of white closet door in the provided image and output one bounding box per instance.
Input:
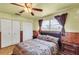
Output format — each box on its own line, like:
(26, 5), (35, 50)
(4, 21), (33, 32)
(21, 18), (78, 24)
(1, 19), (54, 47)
(23, 22), (33, 41)
(1, 20), (12, 48)
(12, 21), (20, 44)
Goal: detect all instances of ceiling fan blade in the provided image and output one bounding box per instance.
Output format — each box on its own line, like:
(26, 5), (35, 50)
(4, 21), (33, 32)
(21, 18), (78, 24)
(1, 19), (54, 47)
(15, 13), (21, 16)
(25, 3), (32, 8)
(32, 8), (43, 12)
(25, 3), (28, 7)
(19, 10), (25, 13)
(31, 12), (34, 16)
(11, 3), (24, 7)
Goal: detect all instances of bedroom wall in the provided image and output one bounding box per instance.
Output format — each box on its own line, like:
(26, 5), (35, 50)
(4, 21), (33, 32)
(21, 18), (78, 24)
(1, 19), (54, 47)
(0, 12), (33, 22)
(0, 12), (33, 31)
(33, 6), (79, 32)
(65, 7), (79, 32)
(2, 5), (79, 33)
(33, 20), (39, 31)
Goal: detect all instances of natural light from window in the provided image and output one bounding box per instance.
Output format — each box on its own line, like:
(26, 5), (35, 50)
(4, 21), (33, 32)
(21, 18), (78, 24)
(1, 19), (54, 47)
(41, 18), (62, 31)
(41, 20), (49, 31)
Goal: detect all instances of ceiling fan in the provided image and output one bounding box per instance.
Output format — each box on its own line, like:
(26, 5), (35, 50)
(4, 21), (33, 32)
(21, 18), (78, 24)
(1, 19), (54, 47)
(11, 3), (43, 16)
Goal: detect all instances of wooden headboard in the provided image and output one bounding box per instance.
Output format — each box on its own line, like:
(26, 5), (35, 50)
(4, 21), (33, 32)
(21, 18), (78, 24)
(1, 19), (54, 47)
(40, 31), (61, 38)
(40, 31), (62, 48)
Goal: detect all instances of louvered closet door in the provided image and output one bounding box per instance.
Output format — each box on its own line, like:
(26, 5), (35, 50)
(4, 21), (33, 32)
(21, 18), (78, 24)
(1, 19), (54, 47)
(1, 20), (12, 48)
(12, 21), (20, 44)
(23, 22), (33, 41)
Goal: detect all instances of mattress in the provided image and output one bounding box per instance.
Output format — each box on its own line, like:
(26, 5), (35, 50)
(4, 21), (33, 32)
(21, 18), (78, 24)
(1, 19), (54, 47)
(14, 39), (58, 55)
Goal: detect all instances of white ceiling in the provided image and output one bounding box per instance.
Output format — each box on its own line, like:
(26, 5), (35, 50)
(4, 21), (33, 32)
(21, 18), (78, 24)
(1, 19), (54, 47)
(0, 3), (78, 19)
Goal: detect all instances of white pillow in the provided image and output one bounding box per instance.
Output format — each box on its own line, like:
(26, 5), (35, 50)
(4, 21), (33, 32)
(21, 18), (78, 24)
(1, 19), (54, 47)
(37, 35), (47, 40)
(37, 35), (59, 43)
(46, 35), (59, 43)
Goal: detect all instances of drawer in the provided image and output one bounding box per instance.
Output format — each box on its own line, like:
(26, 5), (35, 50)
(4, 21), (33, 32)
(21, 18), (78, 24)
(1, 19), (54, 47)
(62, 50), (75, 55)
(63, 48), (76, 53)
(63, 46), (75, 52)
(63, 44), (75, 49)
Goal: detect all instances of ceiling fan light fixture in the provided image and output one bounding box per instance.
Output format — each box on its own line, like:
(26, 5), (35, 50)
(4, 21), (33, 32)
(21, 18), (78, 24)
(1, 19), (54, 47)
(24, 7), (32, 13)
(11, 3), (43, 16)
(24, 8), (28, 13)
(28, 8), (32, 12)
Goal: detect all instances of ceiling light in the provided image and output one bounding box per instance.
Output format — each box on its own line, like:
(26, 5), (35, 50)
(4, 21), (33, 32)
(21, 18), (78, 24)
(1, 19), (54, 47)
(24, 7), (32, 13)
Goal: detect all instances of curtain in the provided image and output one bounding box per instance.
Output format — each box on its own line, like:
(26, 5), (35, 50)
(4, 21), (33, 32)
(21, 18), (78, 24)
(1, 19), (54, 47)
(54, 15), (62, 25)
(38, 19), (43, 33)
(55, 13), (68, 36)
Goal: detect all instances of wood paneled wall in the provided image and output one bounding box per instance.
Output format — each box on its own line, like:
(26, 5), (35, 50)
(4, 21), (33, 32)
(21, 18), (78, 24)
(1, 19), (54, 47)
(64, 32), (79, 44)
(20, 31), (23, 42)
(0, 32), (1, 48)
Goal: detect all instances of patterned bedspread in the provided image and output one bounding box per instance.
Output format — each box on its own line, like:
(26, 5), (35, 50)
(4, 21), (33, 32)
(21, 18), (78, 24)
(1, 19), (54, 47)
(16, 39), (58, 55)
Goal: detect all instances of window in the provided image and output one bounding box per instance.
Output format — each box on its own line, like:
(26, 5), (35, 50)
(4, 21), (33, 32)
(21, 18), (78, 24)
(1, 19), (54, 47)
(41, 20), (49, 31)
(41, 18), (62, 31)
(50, 18), (62, 31)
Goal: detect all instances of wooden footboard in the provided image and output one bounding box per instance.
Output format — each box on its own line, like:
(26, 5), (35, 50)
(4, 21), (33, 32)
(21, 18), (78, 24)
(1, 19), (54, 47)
(0, 45), (15, 55)
(12, 45), (23, 55)
(12, 45), (32, 55)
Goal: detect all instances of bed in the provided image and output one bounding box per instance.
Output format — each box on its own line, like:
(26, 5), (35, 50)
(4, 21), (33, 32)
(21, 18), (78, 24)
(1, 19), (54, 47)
(13, 35), (59, 55)
(40, 31), (62, 48)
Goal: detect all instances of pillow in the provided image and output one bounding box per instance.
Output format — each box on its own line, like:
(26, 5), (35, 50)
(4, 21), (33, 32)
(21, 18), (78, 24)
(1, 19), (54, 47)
(46, 35), (59, 43)
(37, 35), (47, 40)
(37, 35), (59, 43)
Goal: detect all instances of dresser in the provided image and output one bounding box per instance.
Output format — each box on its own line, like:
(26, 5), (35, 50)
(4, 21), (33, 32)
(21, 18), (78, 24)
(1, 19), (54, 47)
(61, 32), (79, 55)
(61, 41), (79, 55)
